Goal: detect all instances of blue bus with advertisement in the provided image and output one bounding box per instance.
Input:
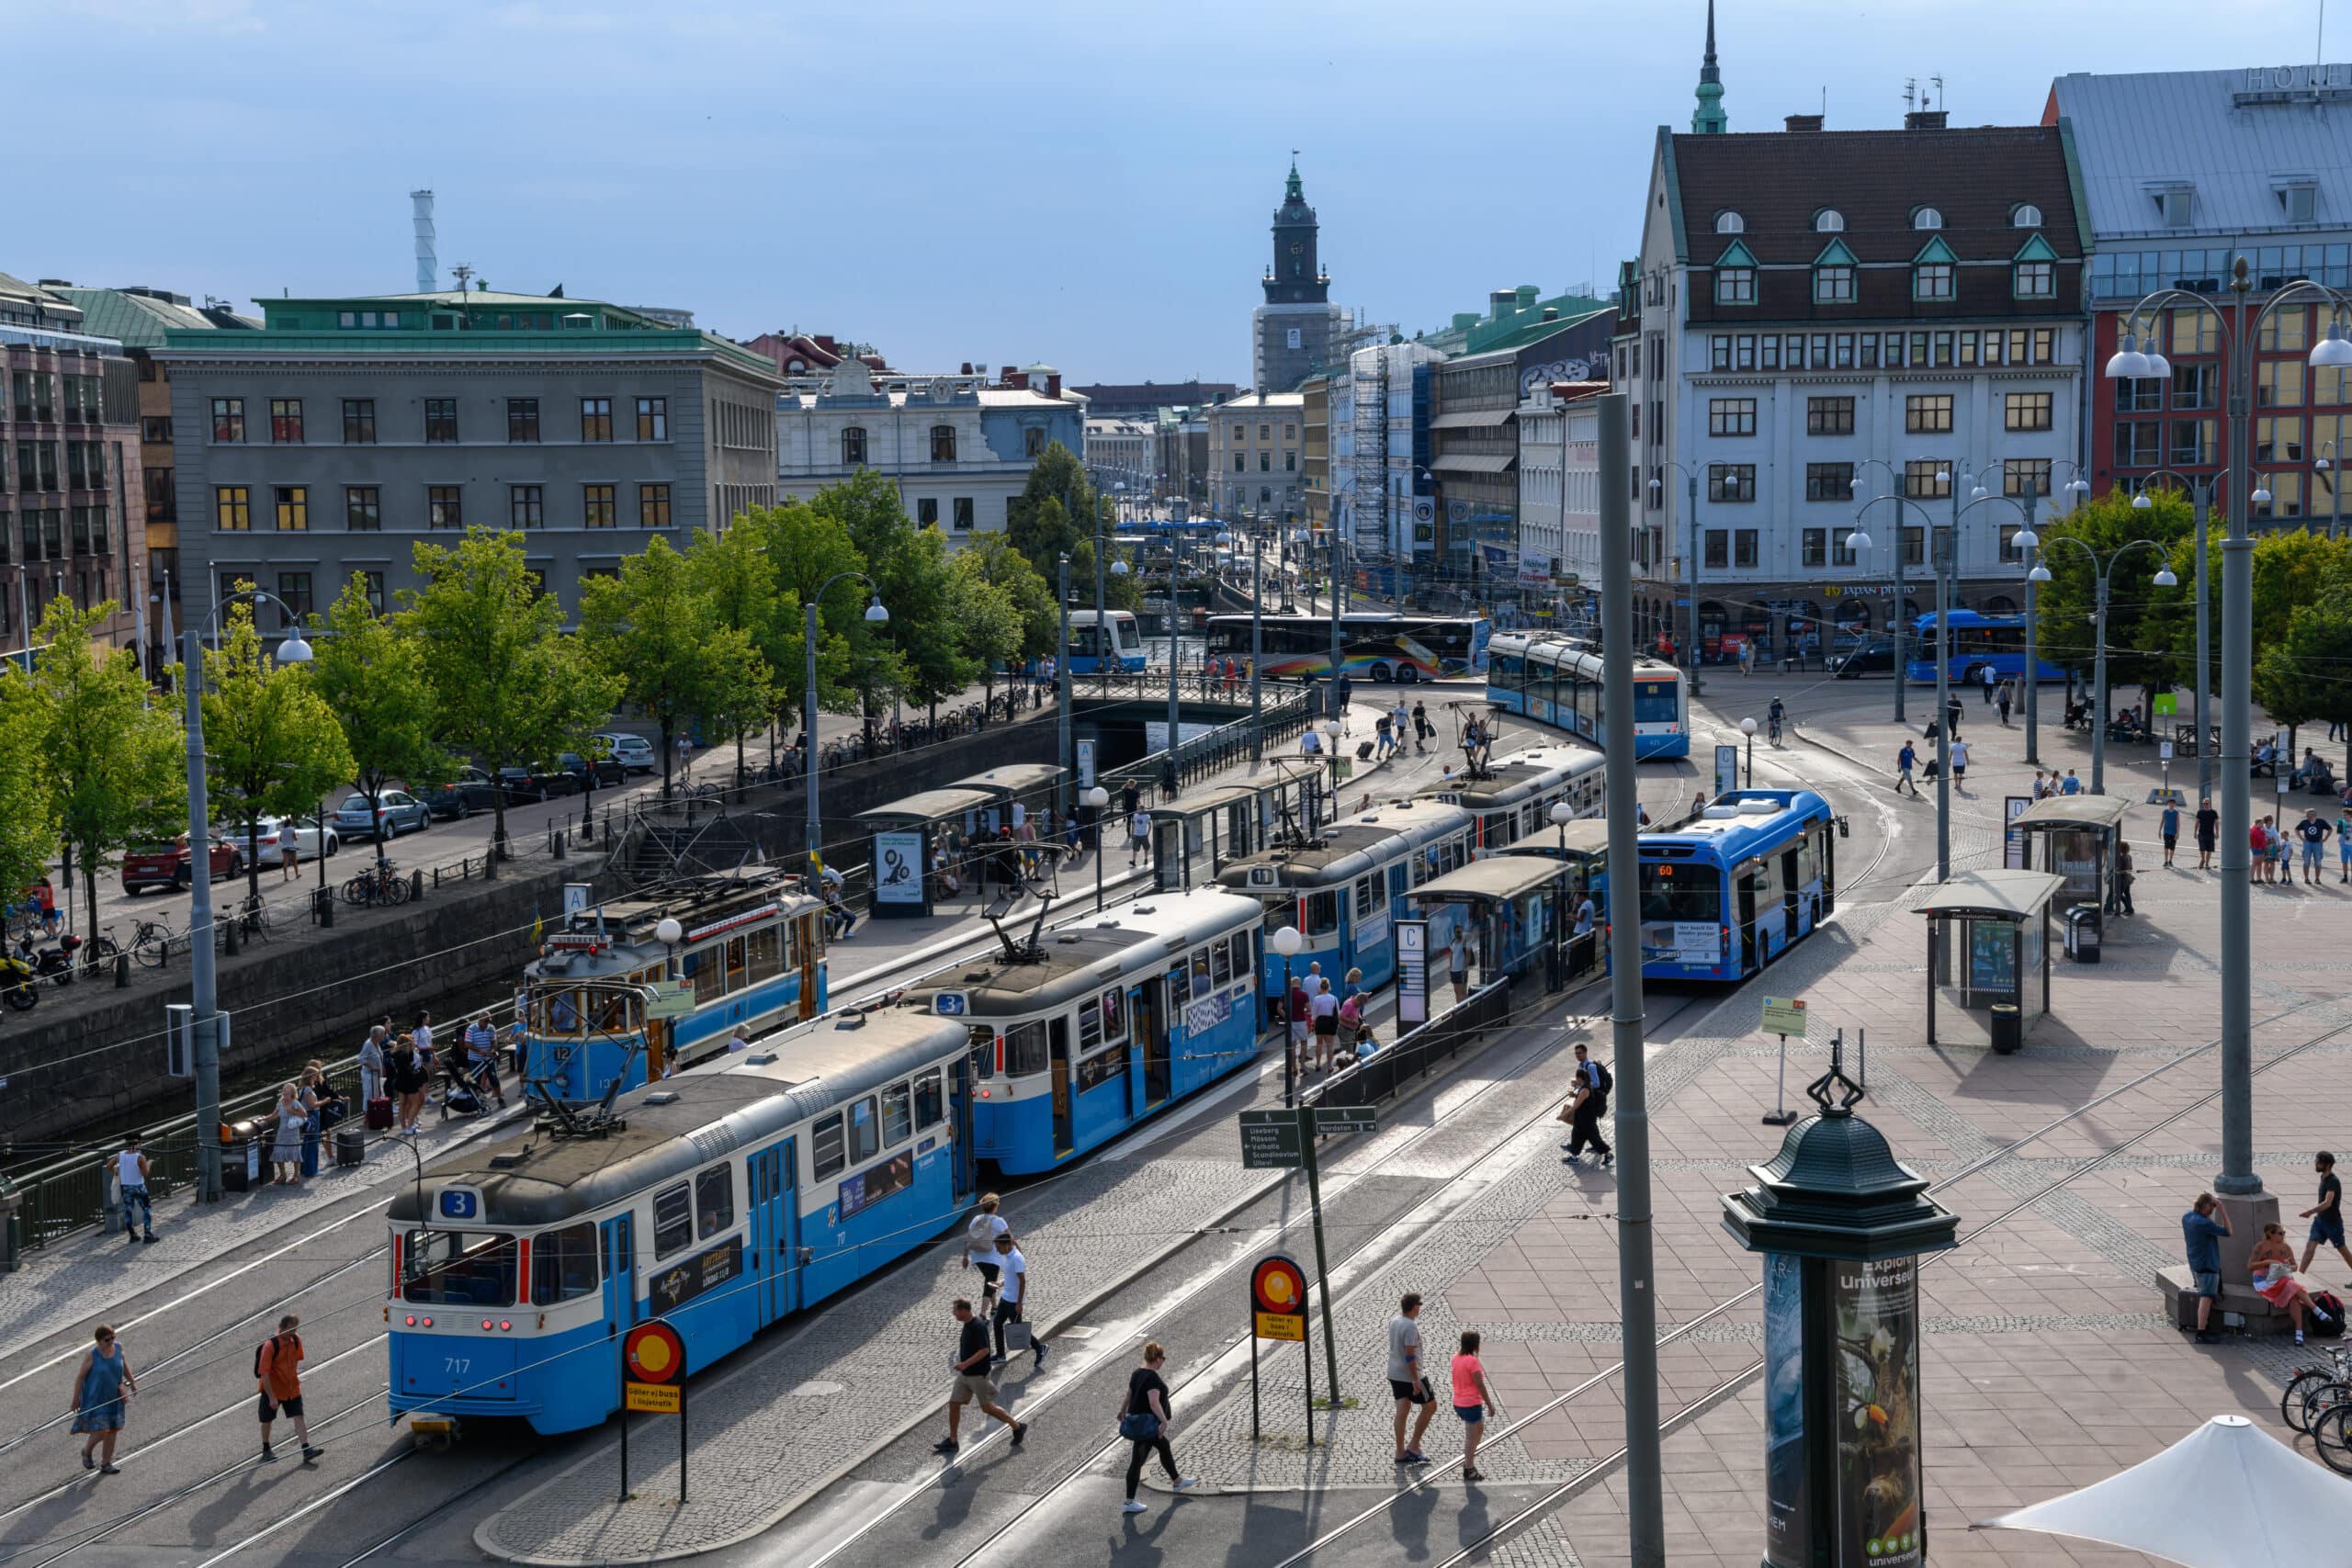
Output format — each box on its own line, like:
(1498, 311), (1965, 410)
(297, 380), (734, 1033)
(1903, 610), (2065, 685)
(1634, 789), (1839, 982)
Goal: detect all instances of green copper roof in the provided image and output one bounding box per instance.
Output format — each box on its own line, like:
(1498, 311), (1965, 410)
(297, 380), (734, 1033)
(50, 288), (250, 347)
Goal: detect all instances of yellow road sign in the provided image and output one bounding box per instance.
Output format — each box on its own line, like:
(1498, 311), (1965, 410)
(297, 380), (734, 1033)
(625, 1381), (682, 1413)
(1254, 1310), (1306, 1342)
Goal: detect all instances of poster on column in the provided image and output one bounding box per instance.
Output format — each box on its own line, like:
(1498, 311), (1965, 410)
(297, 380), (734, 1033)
(1761, 1251), (1806, 1568)
(1834, 1255), (1923, 1568)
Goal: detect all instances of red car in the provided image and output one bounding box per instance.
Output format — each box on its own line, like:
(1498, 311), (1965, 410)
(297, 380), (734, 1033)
(120, 836), (244, 895)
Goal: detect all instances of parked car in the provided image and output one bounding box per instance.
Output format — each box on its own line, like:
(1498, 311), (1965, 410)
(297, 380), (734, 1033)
(242, 814), (342, 866)
(558, 750), (626, 789)
(594, 732), (658, 775)
(330, 790), (432, 840)
(1828, 638), (1897, 679)
(424, 767), (499, 820)
(120, 836), (243, 895)
(495, 764), (581, 803)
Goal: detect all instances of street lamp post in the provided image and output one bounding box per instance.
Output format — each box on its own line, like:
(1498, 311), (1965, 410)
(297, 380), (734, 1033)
(183, 592), (314, 1203)
(1250, 533), (1265, 761)
(2109, 263), (2352, 1211)
(1085, 784), (1110, 911)
(805, 574), (889, 889)
(1057, 553), (1073, 819)
(2030, 537), (2179, 794)
(1646, 464), (1702, 697)
(2007, 461), (2091, 769)
(1272, 923), (1303, 1107)
(1846, 458), (1913, 720)
(1739, 716), (1757, 785)
(2130, 468), (2214, 800)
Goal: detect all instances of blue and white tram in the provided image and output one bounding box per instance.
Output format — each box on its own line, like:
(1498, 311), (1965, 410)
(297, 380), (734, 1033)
(1634, 788), (1838, 982)
(1216, 799), (1476, 1003)
(385, 1010), (975, 1435)
(518, 868), (829, 1103)
(1068, 609), (1148, 673)
(1418, 743), (1607, 852)
(1485, 631), (1690, 758)
(901, 888), (1266, 1173)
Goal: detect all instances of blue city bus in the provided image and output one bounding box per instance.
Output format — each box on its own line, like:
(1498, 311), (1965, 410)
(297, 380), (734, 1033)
(1067, 609), (1148, 673)
(1485, 631), (1690, 758)
(1903, 610), (2066, 685)
(1634, 789), (1838, 982)
(517, 867), (829, 1102)
(903, 888), (1266, 1172)
(1216, 799), (1476, 1006)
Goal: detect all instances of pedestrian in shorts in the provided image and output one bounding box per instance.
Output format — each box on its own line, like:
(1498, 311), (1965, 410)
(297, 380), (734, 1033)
(1894, 742), (1918, 796)
(936, 1298), (1026, 1456)
(257, 1314), (322, 1463)
(1309, 978), (1340, 1071)
(1453, 1331), (1495, 1483)
(1388, 1292), (1437, 1464)
(2160, 801), (2180, 868)
(2181, 1192), (2230, 1343)
(2300, 1151), (2352, 1274)
(108, 1133), (156, 1245)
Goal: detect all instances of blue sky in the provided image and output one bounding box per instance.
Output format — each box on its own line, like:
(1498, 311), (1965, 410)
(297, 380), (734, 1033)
(20, 0), (2335, 384)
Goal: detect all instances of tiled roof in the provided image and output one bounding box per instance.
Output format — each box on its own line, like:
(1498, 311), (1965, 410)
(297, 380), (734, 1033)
(1668, 126), (2085, 323)
(2048, 66), (2352, 240)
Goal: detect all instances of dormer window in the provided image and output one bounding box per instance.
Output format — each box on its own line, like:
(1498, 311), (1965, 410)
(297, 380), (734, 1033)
(1715, 210), (1745, 235)
(1912, 207), (1943, 231)
(1713, 240), (1758, 305)
(1813, 237), (1858, 303)
(1814, 209), (1845, 233)
(2152, 185), (2195, 228)
(2278, 181), (2318, 222)
(2011, 204), (2043, 229)
(2012, 232), (2060, 299)
(1913, 235), (1959, 300)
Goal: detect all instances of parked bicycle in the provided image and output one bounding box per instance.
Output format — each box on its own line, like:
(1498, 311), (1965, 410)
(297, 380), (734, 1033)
(341, 860), (410, 908)
(130, 914), (181, 968)
(79, 926), (124, 976)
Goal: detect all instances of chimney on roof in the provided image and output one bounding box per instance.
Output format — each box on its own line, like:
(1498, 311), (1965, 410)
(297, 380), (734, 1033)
(1905, 109), (1948, 130)
(1783, 113), (1824, 132)
(1542, 307), (1559, 321)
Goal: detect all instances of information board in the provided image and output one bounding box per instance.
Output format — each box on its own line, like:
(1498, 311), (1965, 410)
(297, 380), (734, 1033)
(1715, 744), (1739, 799)
(2002, 795), (2031, 871)
(872, 829), (926, 907)
(1238, 1109), (1302, 1168)
(1395, 920), (1429, 1026)
(1759, 996), (1807, 1037)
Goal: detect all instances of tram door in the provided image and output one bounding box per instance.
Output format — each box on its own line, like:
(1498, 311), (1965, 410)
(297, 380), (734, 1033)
(601, 1213), (636, 1406)
(796, 913), (822, 1017)
(1134, 978), (1170, 1109)
(749, 1142), (796, 1321)
(1048, 1017), (1073, 1157)
(1736, 874), (1759, 974)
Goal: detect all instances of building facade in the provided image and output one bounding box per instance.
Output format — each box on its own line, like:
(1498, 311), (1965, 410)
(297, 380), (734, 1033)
(776, 358), (1086, 544)
(1069, 380), (1238, 420)
(49, 284), (255, 669)
(1083, 417), (1156, 501)
(159, 289), (781, 636)
(1621, 26), (2087, 660)
(1206, 390), (1305, 521)
(0, 273), (148, 658)
(2049, 65), (2352, 529)
(1343, 341), (1443, 575)
(1252, 163), (1350, 394)
(1300, 374), (1331, 536)
(1159, 411), (1210, 510)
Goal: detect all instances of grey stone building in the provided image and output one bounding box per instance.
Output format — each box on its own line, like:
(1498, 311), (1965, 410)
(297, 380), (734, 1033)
(156, 289), (780, 634)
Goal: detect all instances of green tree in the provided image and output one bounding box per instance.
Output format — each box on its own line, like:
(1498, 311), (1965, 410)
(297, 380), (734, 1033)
(2028, 491), (2194, 707)
(870, 522), (977, 716)
(2153, 527), (2352, 716)
(765, 492), (888, 744)
(944, 552), (1025, 705)
(0, 680), (59, 904)
(953, 531), (1059, 666)
(1008, 442), (1096, 566)
(402, 528), (623, 850)
(200, 603), (356, 911)
(687, 517), (795, 780)
(579, 536), (771, 799)
(8, 598), (183, 935)
(309, 575), (450, 864)
(2254, 548), (2352, 768)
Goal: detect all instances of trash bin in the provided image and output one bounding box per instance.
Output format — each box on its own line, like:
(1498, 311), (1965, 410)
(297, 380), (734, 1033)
(2064, 905), (2101, 964)
(1989, 1001), (2021, 1055)
(221, 1120), (264, 1192)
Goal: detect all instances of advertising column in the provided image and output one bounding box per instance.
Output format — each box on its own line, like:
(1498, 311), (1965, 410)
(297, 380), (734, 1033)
(1834, 1255), (1923, 1568)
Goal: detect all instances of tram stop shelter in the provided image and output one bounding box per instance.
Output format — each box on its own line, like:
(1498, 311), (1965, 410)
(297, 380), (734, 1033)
(1917, 869), (2065, 1053)
(854, 787), (995, 918)
(2013, 794), (2132, 923)
(1413, 855), (1589, 995)
(1148, 772), (1315, 891)
(952, 763), (1067, 836)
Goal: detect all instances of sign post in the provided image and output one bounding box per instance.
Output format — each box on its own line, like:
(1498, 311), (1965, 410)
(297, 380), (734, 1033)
(1237, 1106), (1370, 1414)
(1714, 743), (1739, 801)
(1758, 997), (1806, 1125)
(1396, 920), (1429, 1028)
(1250, 1255), (1312, 1444)
(621, 1318), (688, 1504)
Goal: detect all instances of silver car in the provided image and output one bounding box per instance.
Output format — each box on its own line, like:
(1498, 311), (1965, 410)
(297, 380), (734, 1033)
(595, 731), (659, 775)
(330, 790), (430, 840)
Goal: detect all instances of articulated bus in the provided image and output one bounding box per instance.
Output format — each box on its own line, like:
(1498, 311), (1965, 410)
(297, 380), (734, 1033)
(1484, 632), (1690, 759)
(1903, 611), (2066, 686)
(1204, 613), (1491, 682)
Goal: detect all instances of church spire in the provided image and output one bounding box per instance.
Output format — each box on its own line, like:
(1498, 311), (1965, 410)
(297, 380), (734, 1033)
(1691, 0), (1728, 134)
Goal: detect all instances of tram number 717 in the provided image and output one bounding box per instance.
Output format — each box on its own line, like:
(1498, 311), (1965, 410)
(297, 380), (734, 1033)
(445, 1358), (470, 1375)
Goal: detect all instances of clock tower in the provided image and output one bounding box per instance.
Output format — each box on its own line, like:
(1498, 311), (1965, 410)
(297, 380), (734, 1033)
(1250, 157), (1346, 398)
(1265, 158), (1329, 306)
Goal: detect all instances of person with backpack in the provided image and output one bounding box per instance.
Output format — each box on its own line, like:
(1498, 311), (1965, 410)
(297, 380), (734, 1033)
(256, 1314), (322, 1464)
(1559, 1043), (1612, 1168)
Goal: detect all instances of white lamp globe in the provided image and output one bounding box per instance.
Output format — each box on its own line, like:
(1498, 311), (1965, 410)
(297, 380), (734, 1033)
(1272, 924), (1304, 958)
(654, 918), (684, 945)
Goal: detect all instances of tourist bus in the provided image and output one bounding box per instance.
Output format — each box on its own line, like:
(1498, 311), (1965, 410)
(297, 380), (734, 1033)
(1204, 612), (1490, 682)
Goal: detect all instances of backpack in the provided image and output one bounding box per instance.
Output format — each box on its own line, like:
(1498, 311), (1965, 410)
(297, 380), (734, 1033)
(2312, 1290), (2347, 1338)
(1589, 1059), (1612, 1099)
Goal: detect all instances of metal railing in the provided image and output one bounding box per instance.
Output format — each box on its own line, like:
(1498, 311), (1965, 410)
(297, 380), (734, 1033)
(1303, 973), (1517, 1112)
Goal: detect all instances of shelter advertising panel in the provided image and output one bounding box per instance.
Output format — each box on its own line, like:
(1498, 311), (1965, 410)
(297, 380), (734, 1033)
(1834, 1255), (1923, 1568)
(1762, 1251), (1806, 1568)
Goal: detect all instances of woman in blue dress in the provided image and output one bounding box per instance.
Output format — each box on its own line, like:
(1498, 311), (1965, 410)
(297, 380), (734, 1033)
(71, 1325), (136, 1473)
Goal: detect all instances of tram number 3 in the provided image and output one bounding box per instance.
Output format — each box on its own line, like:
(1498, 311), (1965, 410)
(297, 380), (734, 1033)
(444, 1358), (471, 1375)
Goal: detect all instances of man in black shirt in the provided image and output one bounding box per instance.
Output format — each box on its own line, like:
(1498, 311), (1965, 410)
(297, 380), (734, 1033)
(2301, 1151), (2352, 1274)
(2194, 797), (2220, 872)
(936, 1298), (1025, 1456)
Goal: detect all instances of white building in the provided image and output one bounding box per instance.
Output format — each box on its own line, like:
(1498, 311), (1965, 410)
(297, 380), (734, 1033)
(775, 357), (1087, 545)
(1084, 417), (1156, 501)
(1516, 381), (1610, 609)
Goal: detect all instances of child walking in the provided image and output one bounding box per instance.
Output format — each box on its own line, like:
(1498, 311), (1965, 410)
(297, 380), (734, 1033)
(1453, 1330), (1495, 1483)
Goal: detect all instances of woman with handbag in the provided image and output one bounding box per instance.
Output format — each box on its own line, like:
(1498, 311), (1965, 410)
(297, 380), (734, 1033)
(1115, 1341), (1196, 1516)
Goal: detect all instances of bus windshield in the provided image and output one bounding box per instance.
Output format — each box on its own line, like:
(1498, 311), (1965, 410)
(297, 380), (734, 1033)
(1637, 863), (1721, 924)
(1633, 680), (1679, 724)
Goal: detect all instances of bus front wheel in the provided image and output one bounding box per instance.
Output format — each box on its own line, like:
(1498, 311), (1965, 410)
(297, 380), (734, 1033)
(1396, 665), (1419, 684)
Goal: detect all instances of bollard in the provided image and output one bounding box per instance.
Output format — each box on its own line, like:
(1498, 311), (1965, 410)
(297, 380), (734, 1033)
(553, 826), (567, 862)
(224, 916), (240, 956)
(317, 885), (334, 929)
(115, 951), (130, 988)
(410, 869), (424, 902)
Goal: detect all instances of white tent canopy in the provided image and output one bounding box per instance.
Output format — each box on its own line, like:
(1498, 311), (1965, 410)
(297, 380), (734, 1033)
(1975, 1415), (2352, 1568)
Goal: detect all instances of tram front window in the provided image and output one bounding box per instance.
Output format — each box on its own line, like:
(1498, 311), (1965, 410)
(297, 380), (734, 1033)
(1305, 890), (1340, 937)
(530, 1222), (601, 1305)
(403, 1230), (517, 1306)
(1637, 863), (1722, 924)
(531, 987), (583, 1034)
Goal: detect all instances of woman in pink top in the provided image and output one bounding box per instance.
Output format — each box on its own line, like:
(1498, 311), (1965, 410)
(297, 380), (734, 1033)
(1452, 1330), (1494, 1482)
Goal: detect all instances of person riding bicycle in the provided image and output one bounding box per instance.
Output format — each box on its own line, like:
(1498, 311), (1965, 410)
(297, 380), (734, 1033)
(1767, 697), (1786, 742)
